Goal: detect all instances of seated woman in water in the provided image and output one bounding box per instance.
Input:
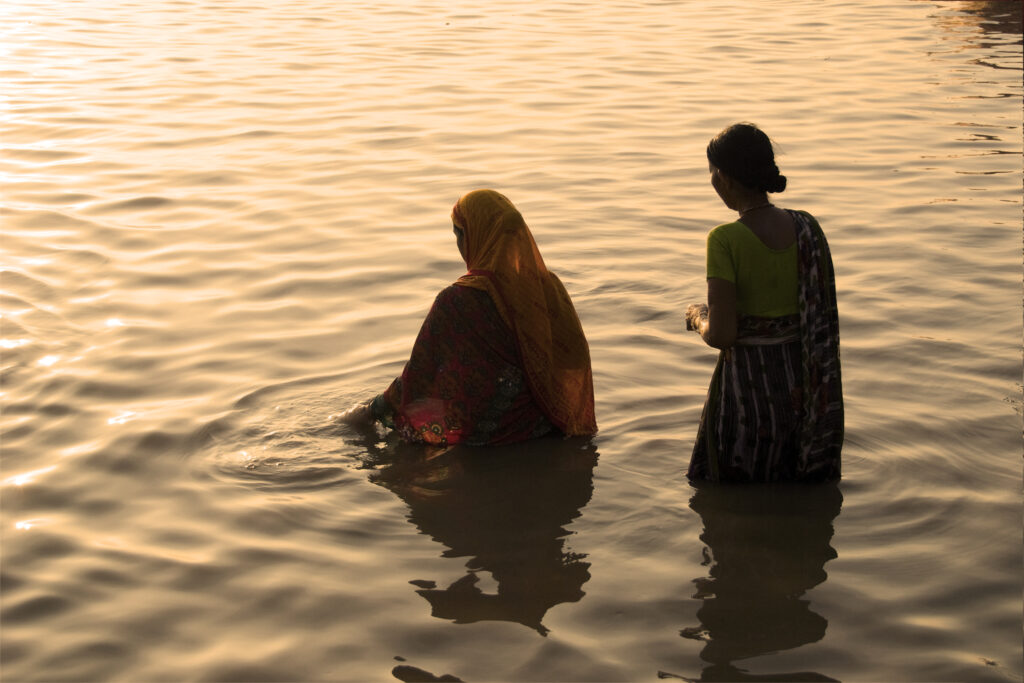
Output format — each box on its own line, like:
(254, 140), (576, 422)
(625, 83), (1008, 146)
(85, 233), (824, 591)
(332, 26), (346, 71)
(685, 123), (843, 482)
(340, 189), (597, 446)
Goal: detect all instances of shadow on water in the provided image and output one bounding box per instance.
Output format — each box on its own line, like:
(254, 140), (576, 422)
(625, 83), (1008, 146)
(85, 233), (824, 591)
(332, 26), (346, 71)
(355, 435), (598, 637)
(669, 482), (843, 683)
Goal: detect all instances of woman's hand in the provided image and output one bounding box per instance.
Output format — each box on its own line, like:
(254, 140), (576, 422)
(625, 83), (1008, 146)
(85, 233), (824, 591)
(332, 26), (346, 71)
(686, 280), (737, 349)
(685, 303), (708, 332)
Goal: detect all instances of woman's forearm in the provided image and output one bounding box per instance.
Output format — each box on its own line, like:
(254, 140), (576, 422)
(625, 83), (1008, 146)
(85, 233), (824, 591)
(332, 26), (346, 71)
(686, 302), (735, 350)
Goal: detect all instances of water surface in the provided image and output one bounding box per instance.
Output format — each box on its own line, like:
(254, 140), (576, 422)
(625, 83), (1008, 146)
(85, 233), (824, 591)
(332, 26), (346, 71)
(1, 1), (1021, 681)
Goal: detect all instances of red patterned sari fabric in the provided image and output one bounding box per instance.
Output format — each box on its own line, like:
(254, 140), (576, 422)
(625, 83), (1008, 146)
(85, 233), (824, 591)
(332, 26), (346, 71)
(377, 189), (597, 446)
(382, 285), (555, 446)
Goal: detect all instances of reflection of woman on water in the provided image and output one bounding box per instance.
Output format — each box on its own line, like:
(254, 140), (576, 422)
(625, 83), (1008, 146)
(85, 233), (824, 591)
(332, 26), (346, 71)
(679, 483), (842, 682)
(685, 123), (843, 482)
(341, 189), (597, 446)
(369, 441), (597, 635)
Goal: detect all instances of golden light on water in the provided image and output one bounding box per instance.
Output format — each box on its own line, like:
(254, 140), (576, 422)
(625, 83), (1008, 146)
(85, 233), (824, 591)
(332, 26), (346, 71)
(3, 465), (57, 487)
(0, 1), (1019, 681)
(15, 518), (50, 531)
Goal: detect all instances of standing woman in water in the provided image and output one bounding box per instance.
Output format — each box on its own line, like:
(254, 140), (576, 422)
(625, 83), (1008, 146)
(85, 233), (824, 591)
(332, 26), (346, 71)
(341, 189), (597, 447)
(685, 123), (843, 482)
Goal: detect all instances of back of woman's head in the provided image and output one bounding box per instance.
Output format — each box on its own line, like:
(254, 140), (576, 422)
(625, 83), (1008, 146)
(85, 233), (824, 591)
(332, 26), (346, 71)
(452, 189), (542, 272)
(706, 123), (787, 193)
(454, 189), (519, 231)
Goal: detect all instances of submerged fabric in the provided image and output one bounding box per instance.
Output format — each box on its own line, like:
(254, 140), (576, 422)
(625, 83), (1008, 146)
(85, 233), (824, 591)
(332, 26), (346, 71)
(689, 210), (843, 482)
(451, 189), (597, 436)
(706, 220), (799, 317)
(381, 285), (553, 446)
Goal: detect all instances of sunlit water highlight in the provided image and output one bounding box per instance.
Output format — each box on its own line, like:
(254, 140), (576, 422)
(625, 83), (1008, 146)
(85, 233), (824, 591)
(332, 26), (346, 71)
(1, 1), (1021, 681)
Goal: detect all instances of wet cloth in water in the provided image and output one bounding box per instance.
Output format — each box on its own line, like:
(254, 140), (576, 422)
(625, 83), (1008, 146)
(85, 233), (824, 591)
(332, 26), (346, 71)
(688, 210), (843, 482)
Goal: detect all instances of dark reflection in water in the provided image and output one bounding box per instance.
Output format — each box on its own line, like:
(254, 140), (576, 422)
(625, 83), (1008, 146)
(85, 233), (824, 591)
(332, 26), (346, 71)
(363, 437), (598, 636)
(676, 483), (842, 683)
(955, 0), (1023, 37)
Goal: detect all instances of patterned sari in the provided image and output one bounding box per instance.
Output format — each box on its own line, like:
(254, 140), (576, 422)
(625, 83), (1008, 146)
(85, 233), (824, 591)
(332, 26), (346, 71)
(373, 190), (597, 446)
(688, 210), (843, 482)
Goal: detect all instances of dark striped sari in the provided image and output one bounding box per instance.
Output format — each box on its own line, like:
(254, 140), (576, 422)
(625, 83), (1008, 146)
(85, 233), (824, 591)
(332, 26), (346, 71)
(688, 210), (843, 482)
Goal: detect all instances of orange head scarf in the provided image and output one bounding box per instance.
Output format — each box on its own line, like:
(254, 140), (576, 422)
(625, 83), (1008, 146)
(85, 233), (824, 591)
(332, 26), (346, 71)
(451, 189), (597, 436)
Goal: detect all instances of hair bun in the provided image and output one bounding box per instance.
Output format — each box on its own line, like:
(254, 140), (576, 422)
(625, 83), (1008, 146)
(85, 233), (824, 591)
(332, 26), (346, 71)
(767, 173), (787, 194)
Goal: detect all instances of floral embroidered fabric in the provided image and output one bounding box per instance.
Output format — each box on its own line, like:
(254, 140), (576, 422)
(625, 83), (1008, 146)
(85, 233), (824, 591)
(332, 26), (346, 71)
(378, 285), (554, 447)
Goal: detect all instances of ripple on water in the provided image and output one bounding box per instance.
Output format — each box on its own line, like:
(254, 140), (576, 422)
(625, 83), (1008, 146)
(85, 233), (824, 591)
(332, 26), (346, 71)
(196, 382), (370, 492)
(3, 594), (75, 624)
(84, 196), (177, 214)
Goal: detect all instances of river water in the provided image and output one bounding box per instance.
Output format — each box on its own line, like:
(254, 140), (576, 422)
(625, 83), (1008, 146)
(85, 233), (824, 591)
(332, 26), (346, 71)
(2, 1), (1020, 681)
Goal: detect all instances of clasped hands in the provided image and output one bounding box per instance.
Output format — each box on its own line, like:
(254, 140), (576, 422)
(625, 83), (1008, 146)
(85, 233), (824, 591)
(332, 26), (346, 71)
(685, 303), (708, 332)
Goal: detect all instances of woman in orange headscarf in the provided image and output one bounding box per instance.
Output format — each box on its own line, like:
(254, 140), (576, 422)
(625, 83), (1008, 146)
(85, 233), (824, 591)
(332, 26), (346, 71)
(340, 190), (597, 446)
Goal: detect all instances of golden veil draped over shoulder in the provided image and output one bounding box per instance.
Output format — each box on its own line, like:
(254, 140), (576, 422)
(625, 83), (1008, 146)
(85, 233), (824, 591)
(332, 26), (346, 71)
(452, 190), (597, 436)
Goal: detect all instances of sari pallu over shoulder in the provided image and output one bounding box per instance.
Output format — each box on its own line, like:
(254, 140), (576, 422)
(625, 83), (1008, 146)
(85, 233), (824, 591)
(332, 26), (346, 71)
(452, 190), (597, 437)
(791, 210), (843, 479)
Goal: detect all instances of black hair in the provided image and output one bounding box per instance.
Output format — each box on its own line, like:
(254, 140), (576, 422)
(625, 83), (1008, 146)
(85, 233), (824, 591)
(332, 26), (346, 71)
(706, 123), (787, 193)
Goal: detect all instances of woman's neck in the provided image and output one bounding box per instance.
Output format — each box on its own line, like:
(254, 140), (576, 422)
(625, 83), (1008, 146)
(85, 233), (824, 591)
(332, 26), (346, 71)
(734, 192), (772, 215)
